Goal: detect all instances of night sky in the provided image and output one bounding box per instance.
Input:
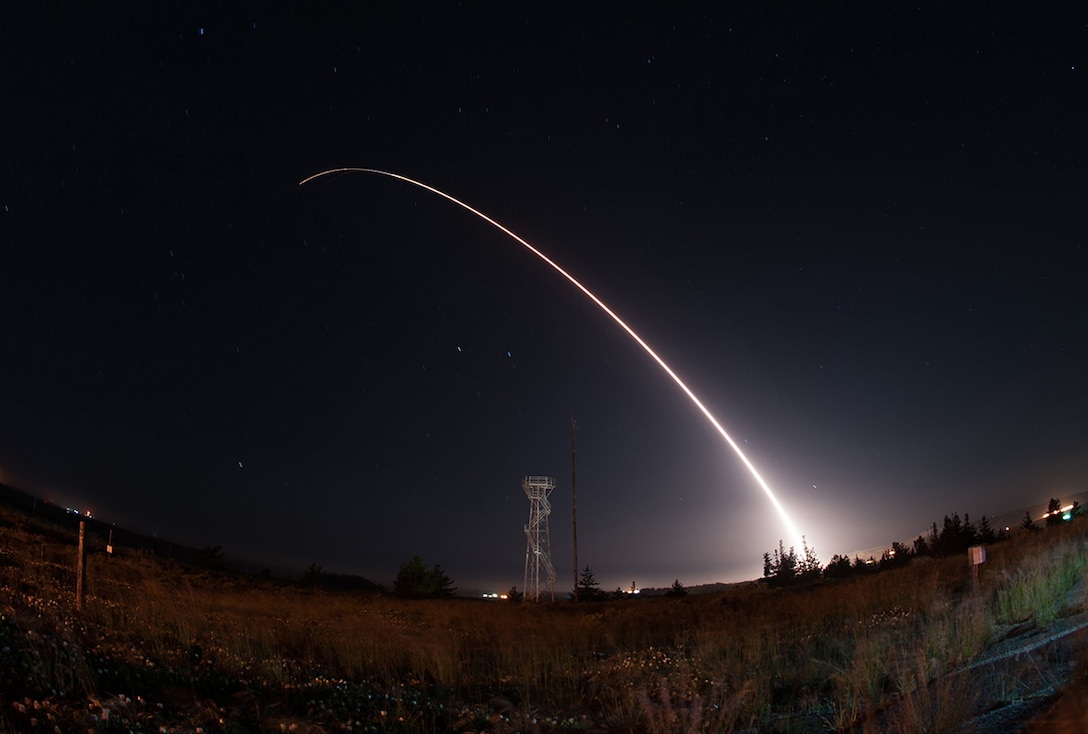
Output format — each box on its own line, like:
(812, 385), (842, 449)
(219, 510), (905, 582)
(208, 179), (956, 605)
(2, 4), (1085, 591)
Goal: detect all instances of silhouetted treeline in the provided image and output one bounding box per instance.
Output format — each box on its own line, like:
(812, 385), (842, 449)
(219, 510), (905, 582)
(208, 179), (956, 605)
(821, 512), (1003, 582)
(911, 511), (1000, 558)
(761, 537), (821, 587)
(767, 500), (1084, 585)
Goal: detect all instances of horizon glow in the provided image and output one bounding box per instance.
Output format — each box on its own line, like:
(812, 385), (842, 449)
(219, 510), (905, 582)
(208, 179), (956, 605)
(299, 167), (805, 551)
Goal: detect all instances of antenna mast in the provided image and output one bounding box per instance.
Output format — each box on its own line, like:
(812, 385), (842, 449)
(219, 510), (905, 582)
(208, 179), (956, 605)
(571, 414), (579, 602)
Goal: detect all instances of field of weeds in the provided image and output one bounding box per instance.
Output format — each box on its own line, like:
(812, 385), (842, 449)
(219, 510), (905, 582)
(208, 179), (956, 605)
(1, 506), (1087, 732)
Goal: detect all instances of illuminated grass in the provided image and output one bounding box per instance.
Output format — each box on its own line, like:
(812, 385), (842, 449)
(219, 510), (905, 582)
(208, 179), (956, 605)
(992, 532), (1088, 627)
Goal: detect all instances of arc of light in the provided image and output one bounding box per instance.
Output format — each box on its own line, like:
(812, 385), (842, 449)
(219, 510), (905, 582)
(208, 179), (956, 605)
(299, 167), (804, 549)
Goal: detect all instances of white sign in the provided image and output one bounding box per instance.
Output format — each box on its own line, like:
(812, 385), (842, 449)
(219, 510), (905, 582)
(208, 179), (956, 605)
(968, 545), (986, 565)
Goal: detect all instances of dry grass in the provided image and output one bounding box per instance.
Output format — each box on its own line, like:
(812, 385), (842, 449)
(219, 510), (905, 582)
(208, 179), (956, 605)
(1, 508), (1086, 732)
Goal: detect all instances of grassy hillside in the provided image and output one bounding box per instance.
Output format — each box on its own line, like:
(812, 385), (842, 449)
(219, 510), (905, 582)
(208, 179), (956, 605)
(1, 503), (1086, 732)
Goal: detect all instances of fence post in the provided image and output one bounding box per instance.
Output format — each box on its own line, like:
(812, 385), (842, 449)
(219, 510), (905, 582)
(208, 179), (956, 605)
(76, 521), (86, 610)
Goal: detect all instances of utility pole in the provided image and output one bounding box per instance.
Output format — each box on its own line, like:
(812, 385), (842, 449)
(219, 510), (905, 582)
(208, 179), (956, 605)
(571, 413), (579, 602)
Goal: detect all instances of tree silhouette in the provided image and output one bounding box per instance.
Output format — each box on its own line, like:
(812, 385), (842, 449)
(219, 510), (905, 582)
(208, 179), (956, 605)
(393, 554), (456, 599)
(429, 564), (457, 598)
(667, 579), (688, 597)
(853, 555), (876, 573)
(963, 513), (979, 547)
(977, 515), (996, 544)
(300, 561), (327, 587)
(577, 565), (603, 600)
(928, 512), (976, 556)
(1021, 510), (1040, 532)
(879, 541), (911, 570)
(764, 540), (805, 586)
(1046, 498), (1063, 527)
(823, 554), (853, 579)
(393, 555), (428, 598)
(800, 536), (821, 581)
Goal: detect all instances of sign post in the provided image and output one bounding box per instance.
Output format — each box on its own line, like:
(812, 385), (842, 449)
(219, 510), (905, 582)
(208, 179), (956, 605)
(968, 545), (987, 586)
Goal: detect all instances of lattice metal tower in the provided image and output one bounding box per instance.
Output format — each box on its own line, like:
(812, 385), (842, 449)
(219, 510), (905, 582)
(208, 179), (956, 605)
(522, 475), (557, 602)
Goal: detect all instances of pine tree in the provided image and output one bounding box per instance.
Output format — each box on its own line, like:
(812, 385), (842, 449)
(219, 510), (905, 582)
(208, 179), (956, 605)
(1021, 510), (1039, 532)
(963, 513), (978, 546)
(977, 515), (996, 544)
(667, 579), (688, 597)
(393, 554), (430, 598)
(429, 564), (456, 597)
(577, 565), (602, 600)
(763, 540), (800, 586)
(393, 555), (457, 598)
(879, 541), (911, 570)
(824, 554), (853, 579)
(800, 536), (821, 580)
(300, 561), (327, 587)
(1046, 498), (1063, 527)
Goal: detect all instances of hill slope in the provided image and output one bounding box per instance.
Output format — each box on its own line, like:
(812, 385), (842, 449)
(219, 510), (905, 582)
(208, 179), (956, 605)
(2, 495), (1088, 731)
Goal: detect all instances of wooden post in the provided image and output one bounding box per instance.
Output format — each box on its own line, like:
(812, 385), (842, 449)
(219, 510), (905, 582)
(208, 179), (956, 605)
(75, 521), (86, 610)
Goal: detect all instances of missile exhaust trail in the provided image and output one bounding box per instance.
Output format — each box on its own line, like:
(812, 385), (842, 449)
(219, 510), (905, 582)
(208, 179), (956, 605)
(299, 167), (804, 549)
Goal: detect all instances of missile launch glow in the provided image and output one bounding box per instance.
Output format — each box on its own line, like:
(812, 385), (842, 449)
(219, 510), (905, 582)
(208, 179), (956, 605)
(299, 167), (805, 550)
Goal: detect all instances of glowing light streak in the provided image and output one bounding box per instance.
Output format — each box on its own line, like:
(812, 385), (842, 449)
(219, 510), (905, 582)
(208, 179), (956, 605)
(299, 167), (804, 549)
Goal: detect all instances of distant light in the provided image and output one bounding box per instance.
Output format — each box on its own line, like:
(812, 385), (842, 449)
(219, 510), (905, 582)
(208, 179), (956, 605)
(1042, 504), (1075, 521)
